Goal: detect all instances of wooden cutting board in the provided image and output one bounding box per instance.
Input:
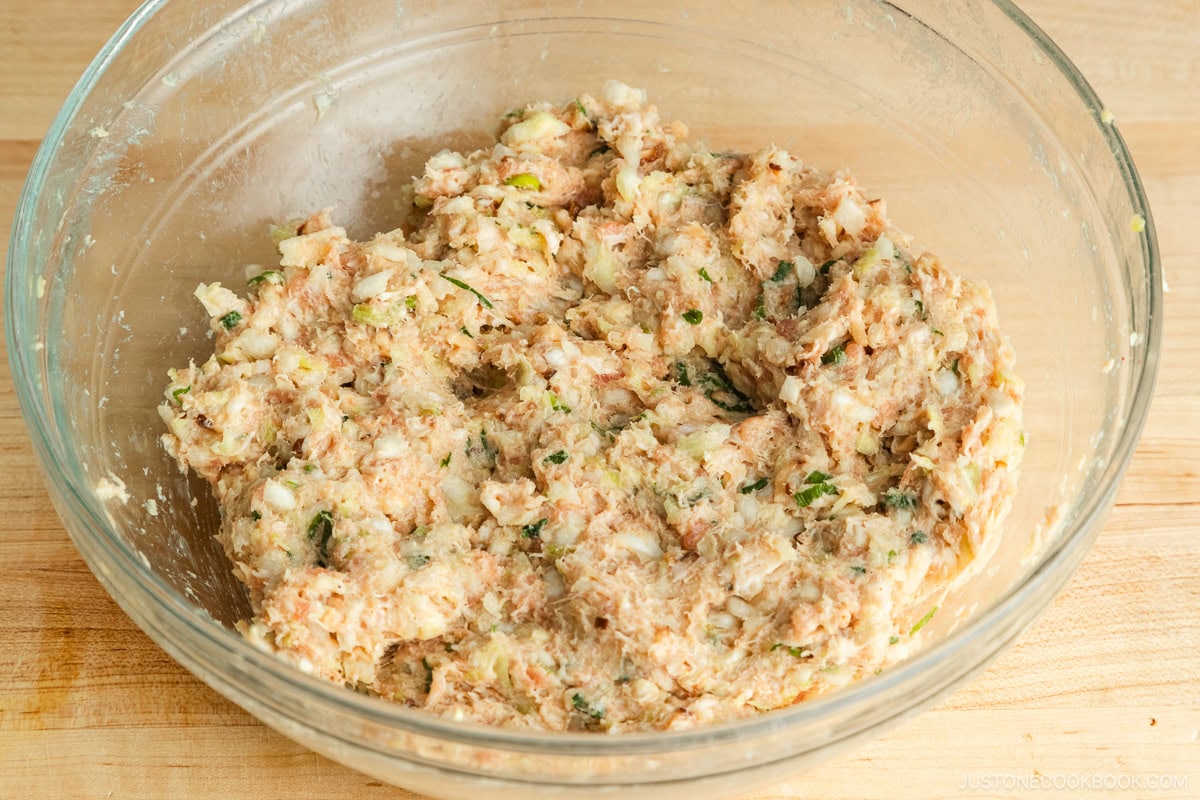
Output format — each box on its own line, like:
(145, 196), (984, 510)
(1, 1), (1197, 798)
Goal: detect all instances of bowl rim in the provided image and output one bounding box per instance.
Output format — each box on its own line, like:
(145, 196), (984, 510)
(5, 0), (1162, 761)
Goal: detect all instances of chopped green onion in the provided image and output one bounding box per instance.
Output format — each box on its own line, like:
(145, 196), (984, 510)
(794, 482), (838, 507)
(219, 310), (242, 330)
(549, 393), (572, 413)
(574, 98), (589, 118)
(247, 270), (284, 286)
(460, 326), (474, 338)
(805, 470), (832, 484)
(699, 368), (754, 413)
(544, 450), (568, 465)
(250, 510), (262, 521)
(770, 643), (812, 658)
(931, 328), (944, 336)
(914, 299), (926, 320)
(910, 530), (928, 545)
(172, 386), (191, 404)
(739, 477), (769, 494)
(303, 463), (316, 473)
(950, 357), (960, 377)
(887, 549), (897, 564)
(307, 510), (334, 566)
(753, 295), (766, 320)
(440, 453), (452, 468)
(882, 488), (918, 511)
(522, 518), (548, 538)
(909, 606), (938, 636)
(682, 309), (703, 325)
(820, 346), (845, 366)
(770, 261), (793, 282)
(465, 429), (498, 468)
(504, 173), (542, 191)
(698, 267), (713, 283)
(674, 361), (691, 387)
(571, 692), (603, 720)
(441, 274), (494, 308)
(404, 295), (418, 310)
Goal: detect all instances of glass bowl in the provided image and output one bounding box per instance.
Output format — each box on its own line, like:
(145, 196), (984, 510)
(6, 1), (1159, 797)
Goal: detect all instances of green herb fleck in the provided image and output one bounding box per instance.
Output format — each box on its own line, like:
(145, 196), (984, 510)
(794, 482), (838, 508)
(304, 463), (316, 473)
(931, 328), (944, 336)
(887, 549), (897, 564)
(465, 429), (498, 469)
(574, 98), (589, 118)
(522, 518), (548, 539)
(770, 261), (793, 282)
(909, 606), (938, 636)
(407, 553), (431, 570)
(571, 692), (603, 720)
(549, 393), (572, 413)
(914, 299), (926, 320)
(753, 295), (766, 320)
(545, 450), (569, 465)
(250, 510), (262, 521)
(682, 308), (704, 325)
(851, 565), (867, 575)
(950, 357), (960, 377)
(820, 345), (846, 366)
(698, 367), (754, 413)
(770, 643), (813, 658)
(307, 510), (334, 566)
(441, 274), (494, 308)
(739, 477), (769, 494)
(882, 488), (918, 511)
(404, 295), (418, 310)
(674, 361), (691, 387)
(422, 657), (434, 694)
(460, 326), (474, 338)
(247, 270), (284, 286)
(172, 386), (190, 404)
(819, 259), (837, 275)
(285, 480), (300, 490)
(889, 635), (900, 645)
(698, 267), (713, 283)
(440, 453), (452, 468)
(504, 173), (541, 191)
(219, 310), (242, 330)
(910, 530), (928, 545)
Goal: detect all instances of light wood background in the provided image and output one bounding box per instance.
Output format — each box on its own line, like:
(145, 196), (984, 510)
(1, 1), (1197, 798)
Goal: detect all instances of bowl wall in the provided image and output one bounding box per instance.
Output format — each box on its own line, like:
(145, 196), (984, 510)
(7, 0), (1158, 796)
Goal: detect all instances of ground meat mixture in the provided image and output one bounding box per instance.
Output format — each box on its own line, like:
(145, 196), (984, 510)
(160, 81), (1024, 732)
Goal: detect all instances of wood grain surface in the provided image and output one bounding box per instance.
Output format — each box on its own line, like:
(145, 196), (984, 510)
(2, 1), (1197, 798)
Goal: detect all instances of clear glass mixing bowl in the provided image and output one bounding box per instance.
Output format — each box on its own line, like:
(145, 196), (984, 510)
(6, 1), (1159, 797)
